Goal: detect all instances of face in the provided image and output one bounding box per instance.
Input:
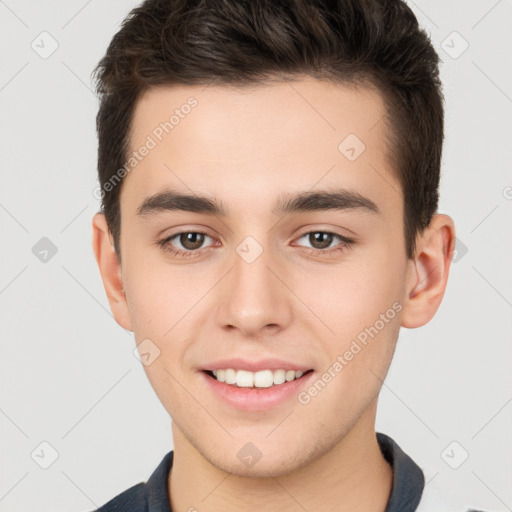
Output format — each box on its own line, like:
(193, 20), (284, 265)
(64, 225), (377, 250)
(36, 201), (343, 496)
(114, 77), (414, 476)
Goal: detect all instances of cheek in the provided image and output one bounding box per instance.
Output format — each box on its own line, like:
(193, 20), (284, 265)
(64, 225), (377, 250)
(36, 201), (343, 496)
(122, 255), (192, 337)
(300, 253), (406, 340)
(123, 257), (204, 380)
(295, 249), (406, 399)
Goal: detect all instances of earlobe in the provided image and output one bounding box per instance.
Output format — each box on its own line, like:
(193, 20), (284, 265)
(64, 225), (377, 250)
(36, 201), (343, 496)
(401, 214), (456, 328)
(91, 212), (133, 331)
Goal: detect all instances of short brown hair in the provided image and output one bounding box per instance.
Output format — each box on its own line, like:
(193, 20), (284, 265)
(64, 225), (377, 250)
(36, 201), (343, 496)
(93, 0), (444, 260)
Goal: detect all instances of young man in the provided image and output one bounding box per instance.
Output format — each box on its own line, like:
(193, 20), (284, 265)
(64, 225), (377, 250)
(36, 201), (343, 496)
(90, 1), (476, 510)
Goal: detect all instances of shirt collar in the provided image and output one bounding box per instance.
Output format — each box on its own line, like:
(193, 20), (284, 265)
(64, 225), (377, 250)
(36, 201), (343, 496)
(377, 432), (425, 511)
(140, 432), (424, 512)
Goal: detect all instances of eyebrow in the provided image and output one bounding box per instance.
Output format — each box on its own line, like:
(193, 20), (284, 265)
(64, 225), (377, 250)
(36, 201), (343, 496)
(136, 188), (380, 218)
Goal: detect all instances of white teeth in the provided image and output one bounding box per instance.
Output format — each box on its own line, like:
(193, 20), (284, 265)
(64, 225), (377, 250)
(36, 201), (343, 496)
(254, 370), (273, 388)
(273, 369), (286, 385)
(210, 368), (307, 387)
(236, 370), (254, 388)
(225, 368), (237, 384)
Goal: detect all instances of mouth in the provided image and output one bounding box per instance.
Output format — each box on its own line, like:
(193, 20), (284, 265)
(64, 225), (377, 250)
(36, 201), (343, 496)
(204, 368), (314, 388)
(201, 363), (316, 411)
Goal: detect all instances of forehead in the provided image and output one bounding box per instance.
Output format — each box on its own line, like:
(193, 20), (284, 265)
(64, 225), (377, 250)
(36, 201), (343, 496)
(123, 77), (400, 215)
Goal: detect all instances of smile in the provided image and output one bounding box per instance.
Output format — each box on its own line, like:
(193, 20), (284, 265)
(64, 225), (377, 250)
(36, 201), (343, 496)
(208, 368), (311, 388)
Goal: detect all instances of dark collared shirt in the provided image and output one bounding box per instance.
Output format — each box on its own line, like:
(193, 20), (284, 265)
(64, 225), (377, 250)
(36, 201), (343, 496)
(92, 433), (437, 511)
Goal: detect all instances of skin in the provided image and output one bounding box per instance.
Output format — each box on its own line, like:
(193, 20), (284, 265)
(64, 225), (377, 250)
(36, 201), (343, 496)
(92, 76), (455, 512)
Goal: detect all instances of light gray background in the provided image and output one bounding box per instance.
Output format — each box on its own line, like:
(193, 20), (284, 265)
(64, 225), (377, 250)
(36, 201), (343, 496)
(1, 1), (511, 511)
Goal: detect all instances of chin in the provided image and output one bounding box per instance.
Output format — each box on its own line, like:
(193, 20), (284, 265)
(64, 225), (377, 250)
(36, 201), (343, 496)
(200, 439), (320, 479)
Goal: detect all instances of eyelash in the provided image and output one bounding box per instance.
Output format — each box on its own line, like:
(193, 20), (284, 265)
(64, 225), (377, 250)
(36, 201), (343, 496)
(157, 230), (355, 258)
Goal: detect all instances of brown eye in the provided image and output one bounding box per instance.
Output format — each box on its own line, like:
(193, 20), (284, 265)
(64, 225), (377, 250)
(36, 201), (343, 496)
(308, 232), (334, 250)
(158, 231), (214, 256)
(179, 232), (206, 250)
(294, 231), (355, 256)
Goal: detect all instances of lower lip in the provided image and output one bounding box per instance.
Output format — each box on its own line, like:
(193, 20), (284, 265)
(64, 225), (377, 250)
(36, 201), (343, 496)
(200, 371), (314, 412)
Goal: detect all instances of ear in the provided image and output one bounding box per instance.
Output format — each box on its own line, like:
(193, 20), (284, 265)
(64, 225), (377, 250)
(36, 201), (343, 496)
(401, 214), (456, 328)
(91, 212), (133, 331)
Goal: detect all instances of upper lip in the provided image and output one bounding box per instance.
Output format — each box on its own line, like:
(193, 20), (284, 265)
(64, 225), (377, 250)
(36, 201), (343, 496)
(202, 358), (313, 372)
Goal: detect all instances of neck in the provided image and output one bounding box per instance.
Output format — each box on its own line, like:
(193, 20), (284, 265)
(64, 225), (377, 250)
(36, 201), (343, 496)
(168, 403), (392, 512)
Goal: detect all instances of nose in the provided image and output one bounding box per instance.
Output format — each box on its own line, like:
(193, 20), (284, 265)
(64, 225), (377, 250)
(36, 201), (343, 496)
(216, 238), (293, 338)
